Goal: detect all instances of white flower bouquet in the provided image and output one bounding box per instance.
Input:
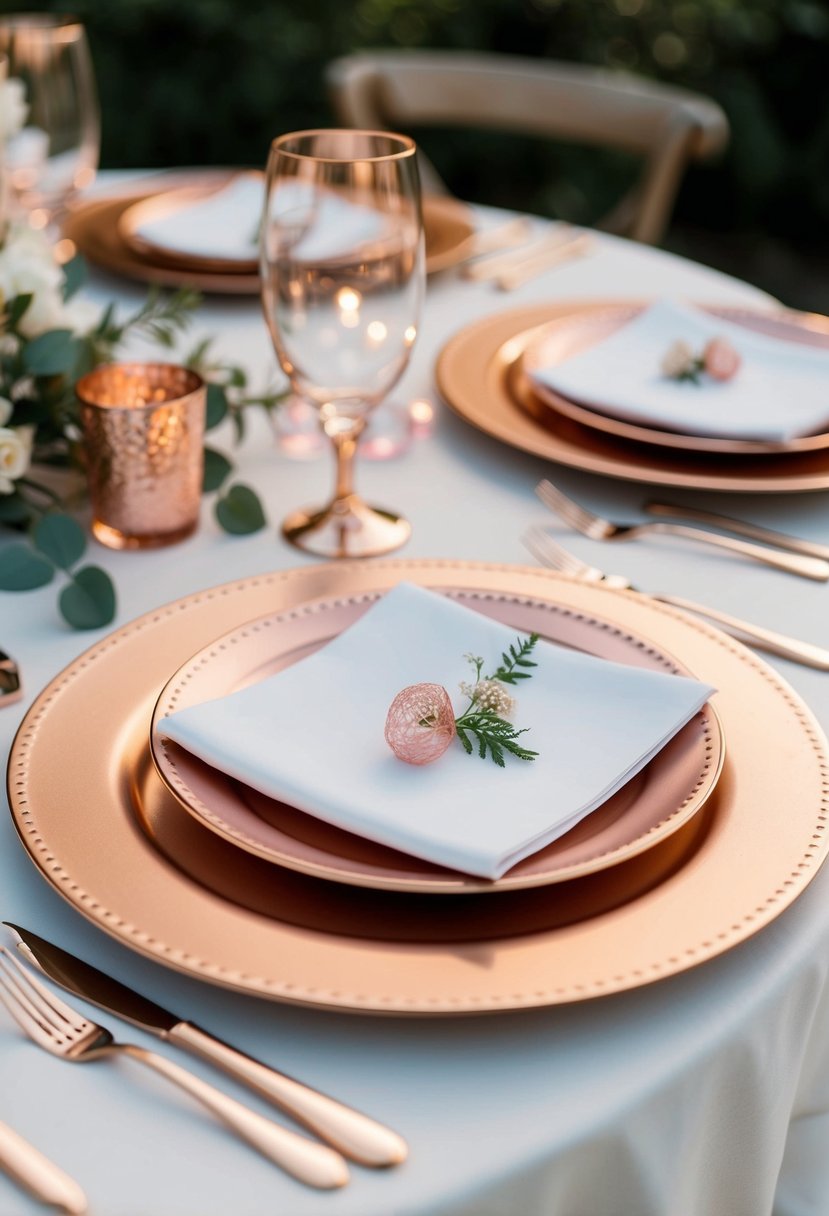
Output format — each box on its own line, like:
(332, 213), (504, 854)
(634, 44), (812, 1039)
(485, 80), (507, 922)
(0, 76), (285, 627)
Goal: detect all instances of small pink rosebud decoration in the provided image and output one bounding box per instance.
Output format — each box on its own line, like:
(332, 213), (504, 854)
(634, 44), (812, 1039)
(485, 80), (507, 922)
(385, 682), (456, 766)
(703, 337), (741, 381)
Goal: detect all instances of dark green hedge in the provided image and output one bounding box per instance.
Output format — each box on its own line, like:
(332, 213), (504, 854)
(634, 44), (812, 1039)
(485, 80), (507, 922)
(3, 0), (828, 257)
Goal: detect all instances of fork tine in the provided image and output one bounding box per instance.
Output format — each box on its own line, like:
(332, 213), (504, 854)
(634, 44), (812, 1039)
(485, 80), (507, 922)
(0, 947), (87, 1033)
(535, 479), (596, 532)
(522, 526), (613, 586)
(523, 527), (582, 574)
(0, 951), (49, 1026)
(0, 958), (59, 1050)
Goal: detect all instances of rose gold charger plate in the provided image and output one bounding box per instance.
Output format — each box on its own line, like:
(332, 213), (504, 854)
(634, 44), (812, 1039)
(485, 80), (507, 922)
(8, 561), (829, 1014)
(62, 172), (476, 293)
(518, 303), (829, 456)
(149, 591), (724, 894)
(436, 301), (829, 492)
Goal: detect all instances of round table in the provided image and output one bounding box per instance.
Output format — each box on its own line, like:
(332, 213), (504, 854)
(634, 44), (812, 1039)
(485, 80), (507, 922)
(2, 174), (828, 1216)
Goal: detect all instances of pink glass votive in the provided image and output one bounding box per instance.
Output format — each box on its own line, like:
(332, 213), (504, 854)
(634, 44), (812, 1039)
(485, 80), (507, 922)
(76, 362), (205, 550)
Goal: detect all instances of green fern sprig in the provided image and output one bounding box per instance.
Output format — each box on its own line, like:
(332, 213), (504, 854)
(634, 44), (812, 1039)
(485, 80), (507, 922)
(485, 632), (539, 685)
(454, 709), (538, 768)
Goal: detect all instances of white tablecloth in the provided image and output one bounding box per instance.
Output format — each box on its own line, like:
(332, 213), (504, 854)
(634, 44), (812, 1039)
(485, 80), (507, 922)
(2, 175), (829, 1216)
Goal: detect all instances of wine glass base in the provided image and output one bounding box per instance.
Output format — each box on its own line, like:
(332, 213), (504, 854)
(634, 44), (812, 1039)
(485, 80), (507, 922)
(282, 496), (411, 559)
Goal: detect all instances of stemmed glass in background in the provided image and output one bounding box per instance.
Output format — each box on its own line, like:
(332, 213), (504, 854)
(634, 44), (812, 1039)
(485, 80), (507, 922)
(260, 128), (425, 558)
(0, 14), (99, 236)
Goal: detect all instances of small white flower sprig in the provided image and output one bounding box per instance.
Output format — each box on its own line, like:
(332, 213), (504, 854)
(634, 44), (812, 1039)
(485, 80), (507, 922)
(384, 632), (540, 767)
(661, 336), (741, 384)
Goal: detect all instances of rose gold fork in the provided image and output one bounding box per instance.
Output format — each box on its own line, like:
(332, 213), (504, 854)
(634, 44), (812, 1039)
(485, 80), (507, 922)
(645, 501), (829, 562)
(0, 948), (349, 1190)
(522, 526), (829, 670)
(535, 479), (829, 580)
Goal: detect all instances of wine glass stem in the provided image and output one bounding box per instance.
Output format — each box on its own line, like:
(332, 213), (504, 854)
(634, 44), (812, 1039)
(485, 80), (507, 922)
(330, 419), (366, 506)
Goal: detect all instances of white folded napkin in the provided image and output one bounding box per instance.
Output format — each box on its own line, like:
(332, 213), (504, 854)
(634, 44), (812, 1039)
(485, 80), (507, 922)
(157, 583), (714, 880)
(133, 174), (264, 263)
(268, 180), (389, 262)
(136, 175), (398, 266)
(529, 298), (829, 442)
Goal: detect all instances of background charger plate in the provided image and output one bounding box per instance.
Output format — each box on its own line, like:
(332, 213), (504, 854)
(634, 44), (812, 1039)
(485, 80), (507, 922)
(436, 302), (829, 493)
(518, 302), (829, 455)
(7, 560), (829, 1014)
(63, 172), (476, 292)
(150, 591), (723, 893)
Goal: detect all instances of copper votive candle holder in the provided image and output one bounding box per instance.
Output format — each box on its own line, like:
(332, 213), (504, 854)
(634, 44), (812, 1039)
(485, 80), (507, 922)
(76, 362), (206, 550)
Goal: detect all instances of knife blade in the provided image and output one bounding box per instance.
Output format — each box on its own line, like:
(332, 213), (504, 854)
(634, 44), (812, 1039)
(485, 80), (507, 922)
(4, 924), (406, 1168)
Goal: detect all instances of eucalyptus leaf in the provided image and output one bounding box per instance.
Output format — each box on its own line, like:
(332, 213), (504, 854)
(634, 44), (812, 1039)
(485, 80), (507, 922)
(61, 254), (88, 301)
(0, 543), (55, 590)
(7, 292), (33, 328)
(23, 329), (79, 377)
(202, 446), (233, 493)
(215, 483), (266, 534)
(205, 383), (229, 430)
(33, 513), (87, 570)
(59, 565), (116, 629)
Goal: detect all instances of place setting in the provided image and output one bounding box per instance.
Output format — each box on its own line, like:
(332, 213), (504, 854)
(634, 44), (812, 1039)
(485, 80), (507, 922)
(7, 550), (829, 1014)
(436, 292), (829, 493)
(61, 166), (484, 293)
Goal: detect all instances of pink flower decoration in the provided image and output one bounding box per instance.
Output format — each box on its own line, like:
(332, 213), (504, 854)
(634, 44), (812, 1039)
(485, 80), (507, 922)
(703, 337), (741, 381)
(385, 682), (456, 765)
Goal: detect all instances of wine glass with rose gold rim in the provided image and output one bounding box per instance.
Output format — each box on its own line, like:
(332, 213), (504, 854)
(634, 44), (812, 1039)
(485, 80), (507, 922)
(0, 15), (99, 242)
(260, 128), (425, 558)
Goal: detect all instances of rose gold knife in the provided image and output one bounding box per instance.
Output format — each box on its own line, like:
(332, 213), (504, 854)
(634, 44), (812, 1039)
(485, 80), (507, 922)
(4, 924), (406, 1168)
(0, 1120), (87, 1214)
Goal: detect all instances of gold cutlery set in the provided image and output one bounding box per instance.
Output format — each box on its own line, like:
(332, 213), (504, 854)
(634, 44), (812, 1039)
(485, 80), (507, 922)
(528, 478), (829, 669)
(535, 479), (829, 580)
(0, 924), (407, 1207)
(454, 221), (593, 289)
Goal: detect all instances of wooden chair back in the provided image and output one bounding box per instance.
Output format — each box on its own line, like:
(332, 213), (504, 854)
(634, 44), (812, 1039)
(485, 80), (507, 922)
(326, 51), (729, 244)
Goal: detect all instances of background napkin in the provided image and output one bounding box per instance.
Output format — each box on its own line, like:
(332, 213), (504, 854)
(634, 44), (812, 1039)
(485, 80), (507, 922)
(135, 175), (401, 266)
(269, 180), (391, 262)
(530, 298), (829, 442)
(133, 173), (263, 263)
(158, 583), (714, 880)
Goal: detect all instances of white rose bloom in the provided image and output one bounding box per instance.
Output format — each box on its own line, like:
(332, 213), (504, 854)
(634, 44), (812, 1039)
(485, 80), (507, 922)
(0, 424), (33, 493)
(0, 224), (99, 337)
(0, 224), (65, 335)
(0, 78), (28, 142)
(0, 396), (12, 426)
(62, 291), (101, 334)
(17, 277), (71, 336)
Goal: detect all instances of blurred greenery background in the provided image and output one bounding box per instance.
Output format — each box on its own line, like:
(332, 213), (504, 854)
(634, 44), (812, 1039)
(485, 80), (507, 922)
(3, 0), (828, 310)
